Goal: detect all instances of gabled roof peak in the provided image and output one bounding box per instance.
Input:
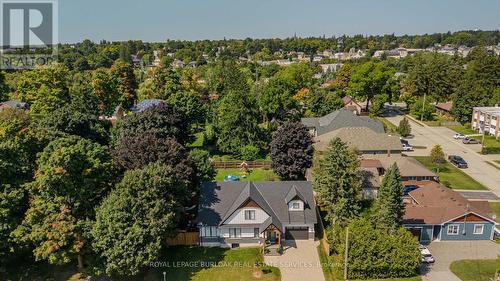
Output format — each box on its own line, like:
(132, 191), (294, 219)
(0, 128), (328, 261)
(285, 185), (307, 204)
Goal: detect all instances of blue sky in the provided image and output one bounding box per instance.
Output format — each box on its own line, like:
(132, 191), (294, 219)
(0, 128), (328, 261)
(58, 0), (500, 43)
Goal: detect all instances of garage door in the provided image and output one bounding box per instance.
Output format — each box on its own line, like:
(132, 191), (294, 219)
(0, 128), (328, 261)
(407, 228), (422, 241)
(285, 227), (308, 240)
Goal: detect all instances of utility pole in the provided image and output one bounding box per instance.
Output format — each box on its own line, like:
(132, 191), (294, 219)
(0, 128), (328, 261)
(344, 227), (349, 280)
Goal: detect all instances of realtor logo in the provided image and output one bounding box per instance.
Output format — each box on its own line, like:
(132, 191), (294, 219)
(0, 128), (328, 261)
(0, 0), (58, 69)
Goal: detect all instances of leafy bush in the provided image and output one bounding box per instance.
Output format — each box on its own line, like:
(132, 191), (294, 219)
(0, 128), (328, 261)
(239, 145), (260, 161)
(410, 97), (435, 121)
(332, 219), (421, 280)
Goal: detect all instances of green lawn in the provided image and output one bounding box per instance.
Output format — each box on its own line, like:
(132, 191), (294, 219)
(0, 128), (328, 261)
(447, 125), (500, 154)
(375, 117), (399, 134)
(495, 160), (500, 165)
(3, 247), (280, 281)
(155, 246), (280, 281)
(413, 156), (487, 190)
(489, 202), (500, 223)
(215, 168), (279, 182)
(450, 259), (498, 281)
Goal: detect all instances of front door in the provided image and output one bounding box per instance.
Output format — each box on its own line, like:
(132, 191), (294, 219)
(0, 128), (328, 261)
(267, 230), (277, 243)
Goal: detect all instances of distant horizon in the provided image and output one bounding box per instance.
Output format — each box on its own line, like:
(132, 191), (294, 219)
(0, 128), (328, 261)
(57, 0), (500, 44)
(62, 29), (500, 45)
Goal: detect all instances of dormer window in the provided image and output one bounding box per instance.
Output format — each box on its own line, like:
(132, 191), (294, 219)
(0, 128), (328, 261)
(289, 200), (303, 211)
(245, 210), (255, 220)
(292, 202), (300, 210)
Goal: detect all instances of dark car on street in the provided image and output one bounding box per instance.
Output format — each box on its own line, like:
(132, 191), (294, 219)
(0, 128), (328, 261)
(448, 155), (468, 168)
(462, 137), (480, 144)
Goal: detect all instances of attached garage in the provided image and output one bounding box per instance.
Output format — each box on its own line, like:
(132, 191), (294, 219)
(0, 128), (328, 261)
(407, 227), (422, 241)
(285, 227), (309, 240)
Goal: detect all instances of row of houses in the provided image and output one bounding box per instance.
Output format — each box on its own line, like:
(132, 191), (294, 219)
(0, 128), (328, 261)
(197, 105), (496, 252)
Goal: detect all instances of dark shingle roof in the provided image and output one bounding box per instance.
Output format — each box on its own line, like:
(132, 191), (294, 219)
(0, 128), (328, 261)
(199, 181), (317, 231)
(301, 108), (384, 135)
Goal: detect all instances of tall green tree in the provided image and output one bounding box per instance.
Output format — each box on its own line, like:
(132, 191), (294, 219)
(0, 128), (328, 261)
(110, 103), (190, 147)
(92, 163), (190, 275)
(348, 61), (397, 111)
(14, 136), (115, 269)
(214, 90), (264, 156)
(270, 122), (314, 180)
(110, 59), (138, 109)
(313, 138), (361, 225)
(452, 47), (499, 123)
(376, 163), (405, 231)
(405, 52), (461, 103)
(14, 64), (70, 117)
(398, 118), (411, 137)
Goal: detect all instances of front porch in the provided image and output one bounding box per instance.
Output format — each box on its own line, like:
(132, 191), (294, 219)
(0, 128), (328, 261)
(262, 224), (283, 256)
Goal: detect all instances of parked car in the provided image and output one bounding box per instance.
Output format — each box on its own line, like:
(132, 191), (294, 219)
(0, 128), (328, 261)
(453, 133), (466, 139)
(463, 137), (480, 144)
(420, 246), (435, 263)
(448, 155), (468, 168)
(400, 139), (413, 151)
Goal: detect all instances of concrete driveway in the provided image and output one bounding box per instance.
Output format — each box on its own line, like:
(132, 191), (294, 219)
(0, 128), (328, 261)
(384, 114), (500, 197)
(264, 240), (325, 281)
(422, 241), (500, 281)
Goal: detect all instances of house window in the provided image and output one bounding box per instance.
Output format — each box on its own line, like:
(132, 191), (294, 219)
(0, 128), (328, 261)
(245, 210), (255, 220)
(254, 228), (259, 238)
(473, 224), (484, 235)
(447, 224), (459, 235)
(203, 226), (217, 237)
(292, 202), (300, 210)
(229, 228), (241, 238)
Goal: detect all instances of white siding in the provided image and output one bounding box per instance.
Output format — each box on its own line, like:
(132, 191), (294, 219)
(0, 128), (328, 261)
(225, 207), (269, 224)
(241, 228), (256, 238)
(288, 200), (304, 211)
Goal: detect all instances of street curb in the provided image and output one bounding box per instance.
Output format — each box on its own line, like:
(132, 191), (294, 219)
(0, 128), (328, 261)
(405, 115), (426, 127)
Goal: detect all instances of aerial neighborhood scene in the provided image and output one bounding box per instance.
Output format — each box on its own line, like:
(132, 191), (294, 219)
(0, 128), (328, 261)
(1, 0), (500, 281)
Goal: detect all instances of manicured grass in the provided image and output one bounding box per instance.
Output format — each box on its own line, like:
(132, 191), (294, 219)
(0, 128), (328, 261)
(215, 168), (279, 182)
(413, 156), (488, 190)
(412, 145), (427, 149)
(156, 246), (280, 281)
(495, 160), (500, 165)
(360, 276), (422, 281)
(317, 240), (335, 281)
(449, 259), (498, 281)
(375, 117), (399, 134)
(489, 202), (500, 223)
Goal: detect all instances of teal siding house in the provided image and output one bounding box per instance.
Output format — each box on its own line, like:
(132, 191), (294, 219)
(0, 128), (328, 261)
(403, 183), (496, 243)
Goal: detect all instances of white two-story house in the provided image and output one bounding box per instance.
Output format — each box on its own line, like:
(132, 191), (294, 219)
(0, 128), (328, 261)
(198, 181), (317, 252)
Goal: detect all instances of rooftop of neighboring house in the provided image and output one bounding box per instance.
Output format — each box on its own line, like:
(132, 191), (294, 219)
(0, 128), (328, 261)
(314, 127), (402, 152)
(0, 100), (29, 111)
(435, 102), (453, 112)
(198, 181), (317, 232)
(404, 183), (494, 225)
(130, 99), (164, 113)
(360, 156), (438, 179)
(301, 108), (384, 136)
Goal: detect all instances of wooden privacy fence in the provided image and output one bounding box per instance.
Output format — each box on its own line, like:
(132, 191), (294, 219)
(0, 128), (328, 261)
(166, 231), (199, 246)
(212, 160), (272, 169)
(315, 199), (330, 254)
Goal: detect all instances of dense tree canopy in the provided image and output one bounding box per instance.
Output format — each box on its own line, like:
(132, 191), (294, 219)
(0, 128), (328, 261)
(111, 103), (190, 146)
(376, 163), (405, 231)
(92, 163), (190, 275)
(14, 136), (115, 267)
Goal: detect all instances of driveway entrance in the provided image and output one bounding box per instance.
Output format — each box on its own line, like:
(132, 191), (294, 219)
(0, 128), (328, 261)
(264, 240), (325, 281)
(422, 240), (500, 281)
